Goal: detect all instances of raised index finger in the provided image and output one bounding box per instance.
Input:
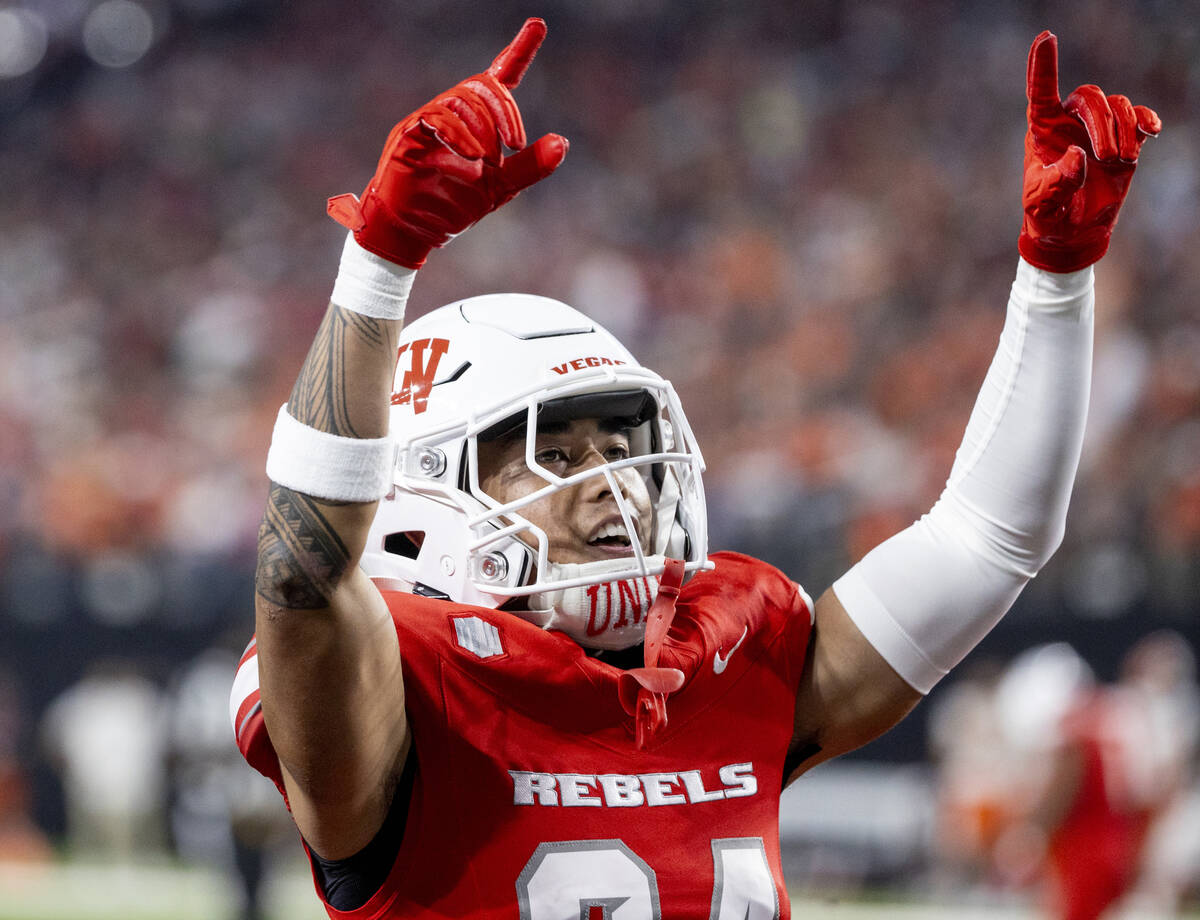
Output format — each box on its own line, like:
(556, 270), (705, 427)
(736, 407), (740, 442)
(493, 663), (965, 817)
(488, 18), (547, 89)
(1027, 30), (1064, 117)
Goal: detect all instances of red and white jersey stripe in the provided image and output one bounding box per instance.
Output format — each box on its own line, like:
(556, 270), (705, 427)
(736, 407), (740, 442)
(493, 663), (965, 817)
(229, 636), (284, 791)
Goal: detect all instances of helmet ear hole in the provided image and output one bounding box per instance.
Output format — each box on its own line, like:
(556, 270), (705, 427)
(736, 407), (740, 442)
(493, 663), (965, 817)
(384, 531), (425, 560)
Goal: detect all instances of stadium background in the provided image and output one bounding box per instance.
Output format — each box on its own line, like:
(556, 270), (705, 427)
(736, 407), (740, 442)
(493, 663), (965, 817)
(0, 0), (1197, 916)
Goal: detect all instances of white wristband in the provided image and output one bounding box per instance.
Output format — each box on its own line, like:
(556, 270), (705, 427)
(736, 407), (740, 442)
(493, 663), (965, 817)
(265, 405), (394, 502)
(329, 233), (416, 320)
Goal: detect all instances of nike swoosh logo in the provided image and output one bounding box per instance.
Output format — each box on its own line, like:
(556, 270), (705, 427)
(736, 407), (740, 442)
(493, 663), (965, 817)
(713, 626), (749, 675)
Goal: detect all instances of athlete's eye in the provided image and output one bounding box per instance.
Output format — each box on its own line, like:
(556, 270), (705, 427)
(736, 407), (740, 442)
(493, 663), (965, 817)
(603, 443), (630, 462)
(534, 447), (567, 467)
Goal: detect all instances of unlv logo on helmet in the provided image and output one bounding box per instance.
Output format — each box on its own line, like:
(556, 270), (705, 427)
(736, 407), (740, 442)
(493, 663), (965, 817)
(392, 338), (450, 414)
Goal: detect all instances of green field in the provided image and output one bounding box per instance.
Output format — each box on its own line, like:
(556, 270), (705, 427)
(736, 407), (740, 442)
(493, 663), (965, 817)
(1, 862), (1196, 920)
(0, 862), (323, 920)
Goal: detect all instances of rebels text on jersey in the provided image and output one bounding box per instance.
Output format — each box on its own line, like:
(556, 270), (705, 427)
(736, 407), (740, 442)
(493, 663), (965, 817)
(232, 552), (813, 919)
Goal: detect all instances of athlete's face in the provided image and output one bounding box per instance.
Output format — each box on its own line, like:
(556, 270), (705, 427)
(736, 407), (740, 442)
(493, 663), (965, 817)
(477, 417), (653, 565)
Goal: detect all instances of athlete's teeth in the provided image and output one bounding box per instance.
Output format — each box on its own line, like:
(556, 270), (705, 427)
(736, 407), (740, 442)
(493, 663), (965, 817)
(590, 522), (630, 544)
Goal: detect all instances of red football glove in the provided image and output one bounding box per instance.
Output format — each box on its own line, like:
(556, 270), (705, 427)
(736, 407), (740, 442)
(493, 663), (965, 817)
(1018, 31), (1161, 273)
(327, 18), (568, 269)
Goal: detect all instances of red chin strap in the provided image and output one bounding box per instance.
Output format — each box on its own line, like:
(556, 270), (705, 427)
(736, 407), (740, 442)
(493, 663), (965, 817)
(617, 558), (686, 749)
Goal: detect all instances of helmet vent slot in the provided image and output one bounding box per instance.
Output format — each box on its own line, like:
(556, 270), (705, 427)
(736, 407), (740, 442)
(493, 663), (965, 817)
(433, 361), (471, 387)
(384, 531), (425, 560)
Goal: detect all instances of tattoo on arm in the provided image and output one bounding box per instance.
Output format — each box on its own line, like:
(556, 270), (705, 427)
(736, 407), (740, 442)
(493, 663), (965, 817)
(256, 483), (353, 609)
(257, 305), (393, 608)
(288, 307), (390, 438)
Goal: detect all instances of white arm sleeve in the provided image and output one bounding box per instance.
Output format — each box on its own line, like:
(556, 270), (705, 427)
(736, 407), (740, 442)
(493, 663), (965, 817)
(833, 258), (1094, 694)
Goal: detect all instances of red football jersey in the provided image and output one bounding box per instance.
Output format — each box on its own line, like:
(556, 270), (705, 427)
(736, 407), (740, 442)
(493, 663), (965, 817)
(232, 552), (813, 919)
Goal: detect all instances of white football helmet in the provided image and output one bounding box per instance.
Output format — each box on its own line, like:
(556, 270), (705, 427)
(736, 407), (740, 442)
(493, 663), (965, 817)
(995, 642), (1094, 751)
(361, 293), (709, 648)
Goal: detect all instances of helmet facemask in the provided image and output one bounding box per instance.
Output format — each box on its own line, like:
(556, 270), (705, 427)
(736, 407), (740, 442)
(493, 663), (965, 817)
(463, 378), (705, 649)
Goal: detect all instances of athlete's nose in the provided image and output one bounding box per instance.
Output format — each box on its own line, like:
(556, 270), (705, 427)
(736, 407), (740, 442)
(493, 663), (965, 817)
(576, 445), (615, 502)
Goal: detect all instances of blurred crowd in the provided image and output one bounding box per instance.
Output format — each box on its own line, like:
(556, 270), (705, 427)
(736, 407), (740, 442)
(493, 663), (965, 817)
(1, 0), (1198, 912)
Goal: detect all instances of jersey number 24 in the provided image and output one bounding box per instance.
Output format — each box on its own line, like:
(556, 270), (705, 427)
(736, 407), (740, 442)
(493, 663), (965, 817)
(516, 837), (779, 919)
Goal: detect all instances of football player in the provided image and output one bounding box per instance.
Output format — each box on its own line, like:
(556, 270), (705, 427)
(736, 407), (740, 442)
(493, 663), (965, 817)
(989, 637), (1199, 920)
(230, 19), (1160, 918)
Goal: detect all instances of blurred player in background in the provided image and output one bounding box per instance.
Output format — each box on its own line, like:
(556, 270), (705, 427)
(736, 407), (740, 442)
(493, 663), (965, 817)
(41, 660), (167, 862)
(170, 642), (295, 920)
(926, 659), (1015, 892)
(958, 634), (1199, 920)
(230, 17), (1161, 918)
(1122, 631), (1200, 916)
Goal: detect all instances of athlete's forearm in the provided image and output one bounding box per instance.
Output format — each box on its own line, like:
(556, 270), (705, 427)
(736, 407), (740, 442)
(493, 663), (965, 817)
(288, 303), (398, 441)
(834, 259), (1093, 693)
(256, 233), (417, 609)
(255, 302), (400, 608)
